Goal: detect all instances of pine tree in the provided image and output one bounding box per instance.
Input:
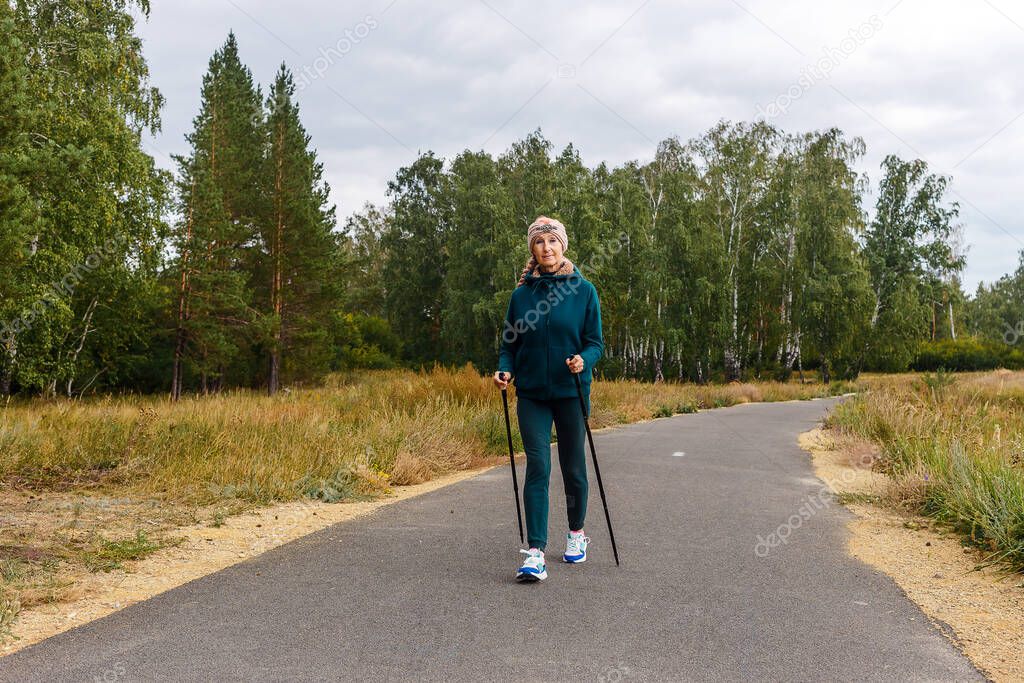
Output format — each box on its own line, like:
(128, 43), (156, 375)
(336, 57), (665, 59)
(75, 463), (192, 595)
(259, 63), (339, 394)
(171, 32), (264, 398)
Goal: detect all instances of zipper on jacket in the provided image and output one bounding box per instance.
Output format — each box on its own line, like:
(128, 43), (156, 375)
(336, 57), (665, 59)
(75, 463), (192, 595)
(545, 297), (550, 400)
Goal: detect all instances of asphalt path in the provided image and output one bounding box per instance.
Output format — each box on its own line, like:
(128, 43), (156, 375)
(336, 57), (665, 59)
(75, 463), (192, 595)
(0, 396), (984, 682)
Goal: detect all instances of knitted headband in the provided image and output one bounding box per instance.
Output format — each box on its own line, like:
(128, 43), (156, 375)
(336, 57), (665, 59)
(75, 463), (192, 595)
(527, 215), (568, 253)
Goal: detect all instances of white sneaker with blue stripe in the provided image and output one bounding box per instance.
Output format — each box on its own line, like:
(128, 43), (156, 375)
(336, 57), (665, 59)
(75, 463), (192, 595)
(563, 530), (589, 563)
(516, 548), (547, 581)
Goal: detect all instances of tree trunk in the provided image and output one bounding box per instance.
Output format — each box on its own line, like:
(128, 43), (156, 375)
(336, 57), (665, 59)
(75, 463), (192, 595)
(65, 298), (98, 397)
(171, 334), (184, 400)
(653, 338), (665, 383)
(171, 175), (197, 401)
(269, 122), (285, 396)
(0, 339), (14, 396)
(724, 271), (741, 381)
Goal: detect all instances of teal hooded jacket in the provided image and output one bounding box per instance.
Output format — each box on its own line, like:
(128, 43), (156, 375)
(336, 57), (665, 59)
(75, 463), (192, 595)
(497, 264), (603, 404)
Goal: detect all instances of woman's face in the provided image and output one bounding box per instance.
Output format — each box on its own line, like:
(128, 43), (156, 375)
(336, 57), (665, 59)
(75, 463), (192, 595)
(531, 232), (564, 271)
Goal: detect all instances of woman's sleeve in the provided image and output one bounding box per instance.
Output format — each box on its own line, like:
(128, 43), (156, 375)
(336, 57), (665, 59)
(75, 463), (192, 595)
(497, 296), (518, 374)
(580, 285), (604, 371)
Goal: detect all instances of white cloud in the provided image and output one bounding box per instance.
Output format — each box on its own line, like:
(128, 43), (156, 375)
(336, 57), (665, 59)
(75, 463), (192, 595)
(137, 0), (1024, 290)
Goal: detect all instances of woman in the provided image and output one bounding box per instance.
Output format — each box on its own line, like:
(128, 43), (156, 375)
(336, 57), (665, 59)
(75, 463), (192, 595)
(493, 215), (604, 582)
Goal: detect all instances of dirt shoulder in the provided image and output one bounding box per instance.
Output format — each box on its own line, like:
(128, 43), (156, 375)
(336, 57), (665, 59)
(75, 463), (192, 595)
(800, 427), (1024, 683)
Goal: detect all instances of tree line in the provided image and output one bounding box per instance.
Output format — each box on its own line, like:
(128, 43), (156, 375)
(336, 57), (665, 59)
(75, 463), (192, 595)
(366, 125), (1012, 384)
(1, 0), (1021, 399)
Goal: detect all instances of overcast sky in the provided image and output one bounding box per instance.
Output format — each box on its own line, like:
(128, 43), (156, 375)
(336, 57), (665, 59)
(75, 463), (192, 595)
(136, 0), (1024, 291)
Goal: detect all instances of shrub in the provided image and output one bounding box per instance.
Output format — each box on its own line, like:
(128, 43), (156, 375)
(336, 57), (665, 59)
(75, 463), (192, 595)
(912, 337), (1023, 371)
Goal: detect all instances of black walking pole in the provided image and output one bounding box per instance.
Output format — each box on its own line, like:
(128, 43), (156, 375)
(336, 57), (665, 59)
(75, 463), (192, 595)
(568, 357), (620, 566)
(499, 372), (525, 544)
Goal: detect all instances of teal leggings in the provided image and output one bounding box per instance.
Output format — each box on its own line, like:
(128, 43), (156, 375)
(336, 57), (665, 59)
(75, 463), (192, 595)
(516, 394), (589, 551)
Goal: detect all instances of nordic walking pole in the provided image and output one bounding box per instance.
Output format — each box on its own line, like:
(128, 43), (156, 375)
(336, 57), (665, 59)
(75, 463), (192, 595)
(499, 372), (525, 544)
(569, 357), (620, 566)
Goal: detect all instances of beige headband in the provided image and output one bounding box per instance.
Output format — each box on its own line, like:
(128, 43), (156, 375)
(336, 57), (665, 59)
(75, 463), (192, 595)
(527, 215), (568, 253)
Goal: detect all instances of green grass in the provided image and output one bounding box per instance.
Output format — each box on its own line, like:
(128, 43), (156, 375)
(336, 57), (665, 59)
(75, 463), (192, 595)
(81, 530), (163, 573)
(0, 552), (69, 641)
(0, 588), (18, 641)
(836, 491), (882, 505)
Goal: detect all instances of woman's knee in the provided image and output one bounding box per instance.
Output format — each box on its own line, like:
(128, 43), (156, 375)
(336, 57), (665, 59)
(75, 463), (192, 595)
(524, 453), (551, 481)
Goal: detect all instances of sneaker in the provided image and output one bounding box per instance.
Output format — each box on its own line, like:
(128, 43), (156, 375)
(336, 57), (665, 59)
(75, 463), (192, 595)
(516, 548), (547, 582)
(563, 531), (590, 563)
